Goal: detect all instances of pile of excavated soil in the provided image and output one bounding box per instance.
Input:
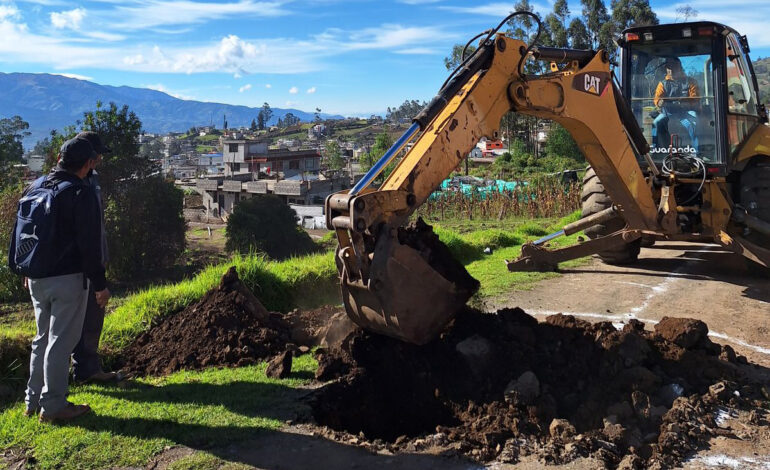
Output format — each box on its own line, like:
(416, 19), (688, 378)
(120, 267), (293, 376)
(310, 308), (770, 469)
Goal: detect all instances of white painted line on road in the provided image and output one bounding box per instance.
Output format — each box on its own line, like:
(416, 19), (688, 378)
(708, 331), (770, 355)
(615, 281), (655, 289)
(527, 310), (770, 356)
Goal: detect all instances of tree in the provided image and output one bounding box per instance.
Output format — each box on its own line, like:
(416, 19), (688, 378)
(0, 116), (30, 166)
(261, 102), (273, 127)
(608, 0), (658, 41)
(283, 112), (300, 127)
(542, 123), (585, 171)
(314, 108), (322, 123)
(0, 183), (26, 301)
(81, 101), (152, 199)
(257, 110), (266, 130)
(580, 0), (610, 50)
(444, 43), (477, 71)
(225, 195), (317, 260)
(105, 177), (186, 280)
(568, 18), (592, 49)
(324, 140), (345, 171)
(675, 5), (698, 22)
(250, 118), (258, 131)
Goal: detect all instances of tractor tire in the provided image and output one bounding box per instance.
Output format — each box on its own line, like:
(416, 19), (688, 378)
(740, 156), (770, 277)
(581, 167), (640, 265)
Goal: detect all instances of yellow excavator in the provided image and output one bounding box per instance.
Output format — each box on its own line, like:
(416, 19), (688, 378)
(325, 13), (770, 345)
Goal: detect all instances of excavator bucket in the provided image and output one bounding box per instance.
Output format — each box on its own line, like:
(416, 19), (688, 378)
(338, 222), (479, 345)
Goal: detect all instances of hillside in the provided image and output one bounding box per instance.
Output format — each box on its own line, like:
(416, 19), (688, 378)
(0, 73), (343, 145)
(755, 57), (770, 104)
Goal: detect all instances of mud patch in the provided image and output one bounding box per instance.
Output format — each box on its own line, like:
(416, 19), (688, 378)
(310, 308), (770, 468)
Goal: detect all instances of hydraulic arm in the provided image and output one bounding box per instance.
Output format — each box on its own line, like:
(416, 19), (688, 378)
(325, 24), (663, 344)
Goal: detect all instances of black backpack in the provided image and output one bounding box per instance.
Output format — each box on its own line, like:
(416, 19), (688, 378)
(9, 175), (82, 278)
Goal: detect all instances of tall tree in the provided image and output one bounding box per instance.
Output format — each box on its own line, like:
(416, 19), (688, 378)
(568, 18), (592, 49)
(250, 118), (258, 131)
(257, 110), (266, 130)
(675, 5), (698, 22)
(0, 116), (30, 166)
(81, 101), (151, 198)
(314, 107), (322, 122)
(580, 0), (610, 50)
(324, 140), (345, 170)
(444, 43), (477, 71)
(261, 102), (273, 127)
(609, 0), (658, 34)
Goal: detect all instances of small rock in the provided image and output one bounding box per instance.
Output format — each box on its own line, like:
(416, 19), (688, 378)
(266, 350), (293, 379)
(483, 247), (493, 254)
(504, 371), (540, 405)
(618, 454), (643, 470)
(456, 334), (492, 358)
(298, 345), (310, 354)
(631, 391), (651, 420)
(549, 418), (576, 440)
(709, 382), (730, 400)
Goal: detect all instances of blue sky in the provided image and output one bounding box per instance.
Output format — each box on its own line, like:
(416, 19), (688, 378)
(0, 0), (768, 117)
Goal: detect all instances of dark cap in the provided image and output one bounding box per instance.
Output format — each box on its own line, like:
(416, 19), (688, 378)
(60, 137), (98, 168)
(76, 131), (112, 154)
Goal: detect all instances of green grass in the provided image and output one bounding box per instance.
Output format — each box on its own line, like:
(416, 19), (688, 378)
(0, 355), (317, 470)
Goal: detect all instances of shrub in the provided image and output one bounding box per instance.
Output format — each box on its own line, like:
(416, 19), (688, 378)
(225, 195), (318, 260)
(105, 177), (186, 281)
(0, 184), (26, 302)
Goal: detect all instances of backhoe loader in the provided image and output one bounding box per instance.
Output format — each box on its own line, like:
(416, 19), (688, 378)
(325, 13), (770, 345)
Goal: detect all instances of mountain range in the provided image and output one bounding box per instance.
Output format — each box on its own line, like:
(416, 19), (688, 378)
(0, 73), (344, 147)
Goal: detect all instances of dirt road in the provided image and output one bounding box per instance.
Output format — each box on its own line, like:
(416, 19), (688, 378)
(491, 242), (770, 368)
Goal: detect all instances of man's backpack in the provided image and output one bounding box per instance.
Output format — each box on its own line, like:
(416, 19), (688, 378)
(9, 175), (82, 278)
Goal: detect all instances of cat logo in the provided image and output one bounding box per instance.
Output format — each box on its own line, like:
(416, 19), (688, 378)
(572, 72), (610, 96)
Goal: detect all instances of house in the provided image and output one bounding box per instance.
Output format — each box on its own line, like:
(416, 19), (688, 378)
(25, 154), (45, 173)
(195, 138), (337, 218)
(222, 138), (321, 178)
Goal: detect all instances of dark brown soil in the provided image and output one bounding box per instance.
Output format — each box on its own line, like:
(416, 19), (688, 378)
(119, 267), (292, 376)
(310, 308), (770, 469)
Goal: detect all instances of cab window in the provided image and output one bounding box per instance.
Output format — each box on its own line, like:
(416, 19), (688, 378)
(725, 34), (760, 155)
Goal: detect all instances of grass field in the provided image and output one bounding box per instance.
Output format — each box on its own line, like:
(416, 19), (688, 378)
(0, 212), (591, 468)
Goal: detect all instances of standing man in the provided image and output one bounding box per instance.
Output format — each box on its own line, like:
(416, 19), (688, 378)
(71, 131), (118, 383)
(9, 136), (109, 422)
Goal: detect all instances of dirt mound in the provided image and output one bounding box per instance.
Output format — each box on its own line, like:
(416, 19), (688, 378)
(120, 267), (292, 376)
(310, 308), (770, 468)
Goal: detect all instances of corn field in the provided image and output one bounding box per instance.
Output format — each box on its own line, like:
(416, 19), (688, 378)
(416, 179), (581, 222)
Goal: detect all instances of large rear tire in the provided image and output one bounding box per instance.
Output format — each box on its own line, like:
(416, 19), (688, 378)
(581, 167), (640, 265)
(740, 156), (770, 277)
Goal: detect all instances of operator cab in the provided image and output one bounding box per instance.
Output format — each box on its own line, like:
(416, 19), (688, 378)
(618, 22), (765, 170)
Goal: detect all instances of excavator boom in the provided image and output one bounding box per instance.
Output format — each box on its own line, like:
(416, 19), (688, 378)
(325, 21), (671, 344)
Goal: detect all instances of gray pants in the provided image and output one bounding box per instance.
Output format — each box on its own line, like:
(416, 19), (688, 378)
(72, 285), (105, 381)
(26, 273), (89, 415)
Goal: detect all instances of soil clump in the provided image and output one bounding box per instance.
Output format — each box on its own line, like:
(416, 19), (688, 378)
(120, 267), (293, 376)
(310, 308), (770, 468)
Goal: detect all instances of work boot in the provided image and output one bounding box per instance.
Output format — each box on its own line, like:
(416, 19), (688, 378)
(79, 371), (123, 384)
(39, 403), (91, 423)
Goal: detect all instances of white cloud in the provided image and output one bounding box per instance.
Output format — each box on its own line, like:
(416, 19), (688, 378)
(395, 47), (438, 55)
(440, 2), (548, 16)
(52, 72), (92, 80)
(285, 100), (298, 106)
(265, 83), (272, 88)
(306, 86), (316, 94)
(239, 83), (252, 92)
(50, 8), (86, 30)
(144, 83), (195, 100)
(0, 4), (20, 21)
(109, 1), (289, 31)
(289, 86), (298, 94)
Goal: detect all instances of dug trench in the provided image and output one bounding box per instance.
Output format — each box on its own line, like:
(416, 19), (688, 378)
(309, 309), (770, 468)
